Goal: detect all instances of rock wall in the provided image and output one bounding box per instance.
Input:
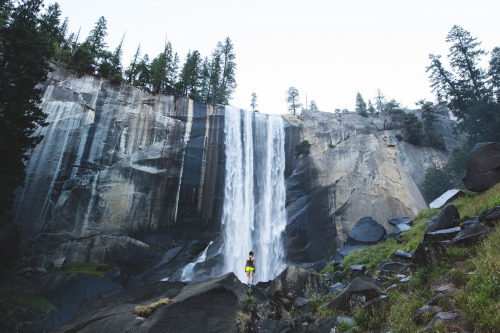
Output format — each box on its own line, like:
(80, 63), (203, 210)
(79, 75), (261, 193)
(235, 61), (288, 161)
(12, 69), (458, 273)
(12, 68), (226, 273)
(283, 110), (458, 261)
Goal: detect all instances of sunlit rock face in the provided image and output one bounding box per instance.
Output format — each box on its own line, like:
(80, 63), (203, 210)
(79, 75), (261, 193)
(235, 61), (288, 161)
(13, 67), (226, 270)
(283, 110), (457, 261)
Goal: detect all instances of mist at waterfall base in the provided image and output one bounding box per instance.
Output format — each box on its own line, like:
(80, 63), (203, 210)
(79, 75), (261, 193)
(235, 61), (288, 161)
(181, 107), (287, 283)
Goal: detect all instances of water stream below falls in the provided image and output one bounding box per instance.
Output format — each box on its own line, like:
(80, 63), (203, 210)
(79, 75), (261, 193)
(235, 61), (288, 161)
(221, 107), (287, 282)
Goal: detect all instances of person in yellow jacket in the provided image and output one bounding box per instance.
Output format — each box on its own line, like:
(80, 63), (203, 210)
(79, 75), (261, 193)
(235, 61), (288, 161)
(245, 251), (256, 287)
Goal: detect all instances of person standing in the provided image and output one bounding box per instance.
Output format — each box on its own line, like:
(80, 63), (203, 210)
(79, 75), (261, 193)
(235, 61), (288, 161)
(245, 251), (256, 287)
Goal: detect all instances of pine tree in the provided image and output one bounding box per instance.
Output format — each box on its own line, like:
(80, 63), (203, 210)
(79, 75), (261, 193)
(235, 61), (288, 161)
(309, 100), (318, 110)
(286, 87), (302, 115)
(250, 92), (258, 111)
(355, 92), (368, 117)
(367, 100), (376, 115)
(126, 44), (141, 84)
(0, 0), (57, 220)
(71, 16), (107, 75)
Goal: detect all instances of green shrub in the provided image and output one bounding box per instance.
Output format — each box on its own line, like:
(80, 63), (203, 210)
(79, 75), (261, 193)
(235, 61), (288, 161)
(295, 140), (311, 156)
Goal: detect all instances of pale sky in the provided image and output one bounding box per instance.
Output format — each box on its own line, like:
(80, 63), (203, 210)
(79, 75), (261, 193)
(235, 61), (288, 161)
(50, 0), (500, 115)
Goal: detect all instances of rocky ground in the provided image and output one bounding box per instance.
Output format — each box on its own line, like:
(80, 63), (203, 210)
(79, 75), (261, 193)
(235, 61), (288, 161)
(2, 201), (497, 333)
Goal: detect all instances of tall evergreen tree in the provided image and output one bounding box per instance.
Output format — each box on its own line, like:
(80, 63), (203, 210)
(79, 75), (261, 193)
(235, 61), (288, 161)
(0, 0), (57, 221)
(286, 87), (302, 115)
(355, 92), (368, 116)
(71, 16), (107, 74)
(179, 50), (201, 100)
(427, 25), (499, 142)
(309, 100), (318, 110)
(126, 44), (141, 84)
(367, 100), (376, 114)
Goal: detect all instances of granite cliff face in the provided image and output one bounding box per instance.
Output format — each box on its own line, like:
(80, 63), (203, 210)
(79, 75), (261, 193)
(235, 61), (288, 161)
(283, 110), (458, 261)
(13, 68), (227, 278)
(12, 69), (458, 276)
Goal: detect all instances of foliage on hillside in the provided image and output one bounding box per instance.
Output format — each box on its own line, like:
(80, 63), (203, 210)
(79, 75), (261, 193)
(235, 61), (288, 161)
(321, 182), (500, 332)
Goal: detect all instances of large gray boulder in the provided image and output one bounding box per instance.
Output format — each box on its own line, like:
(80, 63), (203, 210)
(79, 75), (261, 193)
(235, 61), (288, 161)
(425, 205), (460, 234)
(462, 142), (500, 192)
(54, 273), (252, 333)
(346, 217), (387, 246)
(269, 266), (328, 310)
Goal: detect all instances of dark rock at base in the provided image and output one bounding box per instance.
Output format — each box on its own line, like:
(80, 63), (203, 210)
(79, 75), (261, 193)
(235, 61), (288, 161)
(390, 250), (413, 262)
(363, 294), (390, 314)
(479, 205), (500, 226)
(35, 273), (123, 325)
(346, 217), (387, 246)
(451, 222), (489, 246)
(423, 226), (461, 242)
(269, 266), (328, 310)
(413, 304), (442, 325)
(393, 223), (412, 234)
(333, 245), (367, 263)
(323, 277), (383, 314)
(388, 216), (413, 226)
(348, 265), (369, 279)
(378, 261), (410, 274)
(253, 319), (294, 333)
(462, 142), (500, 192)
(331, 271), (347, 284)
(411, 241), (449, 269)
(423, 311), (469, 332)
(291, 297), (314, 316)
(309, 317), (336, 333)
(425, 205), (460, 234)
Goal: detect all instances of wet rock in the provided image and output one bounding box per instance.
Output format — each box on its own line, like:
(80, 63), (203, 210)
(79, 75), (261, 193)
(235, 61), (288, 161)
(479, 205), (500, 226)
(378, 261), (409, 274)
(451, 222), (489, 246)
(411, 241), (449, 269)
(269, 266), (328, 310)
(423, 226), (461, 242)
(323, 277), (383, 314)
(346, 217), (387, 246)
(348, 265), (369, 279)
(423, 311), (469, 332)
(462, 142), (500, 192)
(291, 297), (314, 316)
(425, 205), (460, 234)
(388, 216), (413, 226)
(254, 319), (293, 333)
(413, 304), (442, 324)
(390, 250), (413, 262)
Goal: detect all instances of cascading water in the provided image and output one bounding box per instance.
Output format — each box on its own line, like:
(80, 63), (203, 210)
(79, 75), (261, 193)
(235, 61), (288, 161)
(221, 107), (287, 282)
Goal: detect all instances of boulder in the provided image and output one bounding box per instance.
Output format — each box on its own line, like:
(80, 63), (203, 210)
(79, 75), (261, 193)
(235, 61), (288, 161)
(388, 216), (413, 226)
(423, 226), (461, 242)
(479, 205), (500, 226)
(425, 205), (460, 234)
(390, 250), (413, 262)
(253, 319), (293, 333)
(392, 223), (412, 234)
(451, 222), (489, 246)
(54, 273), (256, 333)
(323, 277), (383, 314)
(411, 241), (449, 269)
(309, 317), (336, 333)
(413, 305), (442, 324)
(269, 266), (328, 310)
(348, 265), (369, 279)
(423, 311), (469, 332)
(378, 261), (410, 274)
(291, 297), (314, 316)
(429, 189), (465, 209)
(333, 245), (367, 263)
(346, 217), (387, 246)
(36, 273), (123, 325)
(462, 142), (500, 192)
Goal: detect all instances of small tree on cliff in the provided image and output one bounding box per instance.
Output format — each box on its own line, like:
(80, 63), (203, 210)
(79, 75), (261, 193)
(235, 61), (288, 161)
(286, 86), (302, 115)
(309, 100), (318, 110)
(250, 92), (258, 111)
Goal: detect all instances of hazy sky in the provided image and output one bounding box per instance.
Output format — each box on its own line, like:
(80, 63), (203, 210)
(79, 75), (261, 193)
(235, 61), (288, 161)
(50, 0), (500, 114)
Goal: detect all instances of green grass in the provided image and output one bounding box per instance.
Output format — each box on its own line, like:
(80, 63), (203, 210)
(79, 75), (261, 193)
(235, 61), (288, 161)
(16, 294), (57, 314)
(456, 227), (500, 331)
(319, 180), (500, 332)
(58, 263), (116, 278)
(0, 289), (57, 316)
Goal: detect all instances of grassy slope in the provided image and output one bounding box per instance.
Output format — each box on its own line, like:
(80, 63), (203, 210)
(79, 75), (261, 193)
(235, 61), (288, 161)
(320, 182), (500, 332)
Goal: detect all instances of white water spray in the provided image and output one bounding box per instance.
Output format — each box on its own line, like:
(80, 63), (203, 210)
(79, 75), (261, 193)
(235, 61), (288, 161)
(222, 107), (287, 282)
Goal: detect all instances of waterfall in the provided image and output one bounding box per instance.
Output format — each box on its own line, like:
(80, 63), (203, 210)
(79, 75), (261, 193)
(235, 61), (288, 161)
(222, 107), (287, 282)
